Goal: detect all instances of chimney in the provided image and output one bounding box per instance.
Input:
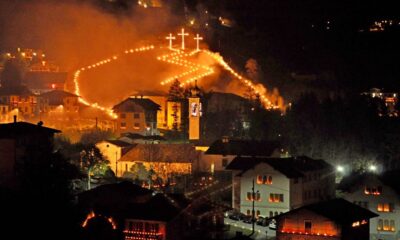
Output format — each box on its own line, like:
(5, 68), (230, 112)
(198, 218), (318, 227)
(13, 115), (17, 123)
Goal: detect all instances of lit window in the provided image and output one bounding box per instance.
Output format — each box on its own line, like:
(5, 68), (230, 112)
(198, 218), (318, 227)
(269, 193), (284, 203)
(365, 186), (382, 195)
(247, 192), (261, 201)
(378, 219), (396, 232)
(256, 175), (273, 184)
(377, 203), (394, 212)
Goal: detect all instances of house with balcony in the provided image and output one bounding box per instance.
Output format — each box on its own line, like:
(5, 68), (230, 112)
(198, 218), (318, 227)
(226, 156), (335, 218)
(338, 171), (400, 240)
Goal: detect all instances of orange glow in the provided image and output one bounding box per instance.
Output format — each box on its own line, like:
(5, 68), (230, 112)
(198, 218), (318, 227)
(82, 210), (117, 229)
(73, 45), (155, 119)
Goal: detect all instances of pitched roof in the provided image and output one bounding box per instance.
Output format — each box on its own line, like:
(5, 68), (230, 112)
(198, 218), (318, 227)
(0, 86), (35, 97)
(40, 90), (78, 105)
(113, 97), (160, 112)
(121, 132), (166, 141)
(78, 182), (184, 222)
(226, 156), (332, 178)
(102, 139), (133, 148)
(205, 139), (280, 156)
(119, 143), (199, 163)
(275, 198), (378, 224)
(338, 171), (400, 195)
(0, 121), (60, 138)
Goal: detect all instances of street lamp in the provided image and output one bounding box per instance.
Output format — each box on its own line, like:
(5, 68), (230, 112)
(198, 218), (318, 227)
(369, 164), (377, 172)
(336, 165), (344, 173)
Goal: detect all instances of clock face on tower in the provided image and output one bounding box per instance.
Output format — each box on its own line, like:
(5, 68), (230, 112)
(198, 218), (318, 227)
(191, 102), (198, 117)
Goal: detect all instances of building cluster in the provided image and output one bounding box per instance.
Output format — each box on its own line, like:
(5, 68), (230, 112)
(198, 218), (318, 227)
(362, 88), (399, 116)
(1, 111), (400, 240)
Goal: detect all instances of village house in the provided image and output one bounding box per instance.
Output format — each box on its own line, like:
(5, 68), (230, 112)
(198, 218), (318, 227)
(338, 172), (400, 240)
(113, 97), (160, 136)
(275, 198), (378, 240)
(0, 118), (60, 186)
(226, 156), (335, 218)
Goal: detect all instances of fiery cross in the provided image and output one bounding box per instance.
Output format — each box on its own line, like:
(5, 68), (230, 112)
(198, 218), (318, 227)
(178, 28), (189, 50)
(166, 33), (176, 49)
(194, 34), (203, 51)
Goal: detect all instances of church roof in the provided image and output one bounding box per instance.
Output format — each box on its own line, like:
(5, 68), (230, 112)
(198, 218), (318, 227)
(112, 97), (160, 112)
(226, 156), (332, 178)
(205, 139), (280, 157)
(119, 143), (199, 163)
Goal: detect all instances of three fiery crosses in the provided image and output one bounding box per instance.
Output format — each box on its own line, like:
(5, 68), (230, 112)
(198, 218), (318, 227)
(166, 29), (203, 51)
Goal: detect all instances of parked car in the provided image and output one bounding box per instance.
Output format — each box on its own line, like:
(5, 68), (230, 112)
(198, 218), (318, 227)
(242, 215), (254, 224)
(226, 210), (245, 221)
(268, 219), (277, 230)
(256, 215), (268, 226)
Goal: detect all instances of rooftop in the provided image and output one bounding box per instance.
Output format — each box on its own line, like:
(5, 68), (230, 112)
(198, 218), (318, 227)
(119, 143), (199, 163)
(226, 156), (332, 178)
(205, 139), (280, 157)
(0, 121), (60, 138)
(0, 86), (35, 97)
(276, 198), (378, 224)
(40, 90), (78, 105)
(101, 139), (133, 148)
(113, 97), (160, 112)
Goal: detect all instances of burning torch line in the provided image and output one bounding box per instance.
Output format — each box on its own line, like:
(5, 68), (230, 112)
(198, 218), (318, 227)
(73, 45), (155, 118)
(158, 50), (212, 85)
(201, 50), (277, 108)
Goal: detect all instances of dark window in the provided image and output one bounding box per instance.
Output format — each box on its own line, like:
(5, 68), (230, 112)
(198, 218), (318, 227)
(222, 158), (228, 167)
(120, 113), (126, 118)
(134, 113), (140, 119)
(305, 221), (312, 232)
(121, 122), (126, 127)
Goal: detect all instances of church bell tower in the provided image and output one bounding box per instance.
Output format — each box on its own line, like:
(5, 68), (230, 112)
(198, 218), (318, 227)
(188, 81), (201, 140)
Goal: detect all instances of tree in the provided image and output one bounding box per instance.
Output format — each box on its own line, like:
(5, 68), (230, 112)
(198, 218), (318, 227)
(245, 58), (262, 83)
(79, 145), (109, 190)
(168, 79), (185, 101)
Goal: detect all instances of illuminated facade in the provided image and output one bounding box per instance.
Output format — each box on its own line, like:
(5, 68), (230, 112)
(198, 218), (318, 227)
(167, 101), (181, 130)
(0, 86), (39, 121)
(339, 174), (400, 240)
(39, 90), (79, 117)
(226, 156), (335, 220)
(113, 97), (160, 136)
(275, 199), (378, 240)
(118, 143), (198, 179)
(188, 83), (201, 140)
(96, 140), (133, 177)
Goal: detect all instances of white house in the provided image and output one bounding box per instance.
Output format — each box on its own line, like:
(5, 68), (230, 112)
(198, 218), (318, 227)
(338, 172), (400, 240)
(96, 140), (133, 176)
(226, 156), (335, 218)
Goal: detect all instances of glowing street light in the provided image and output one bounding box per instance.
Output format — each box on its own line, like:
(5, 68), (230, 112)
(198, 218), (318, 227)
(336, 165), (344, 173)
(369, 165), (377, 172)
